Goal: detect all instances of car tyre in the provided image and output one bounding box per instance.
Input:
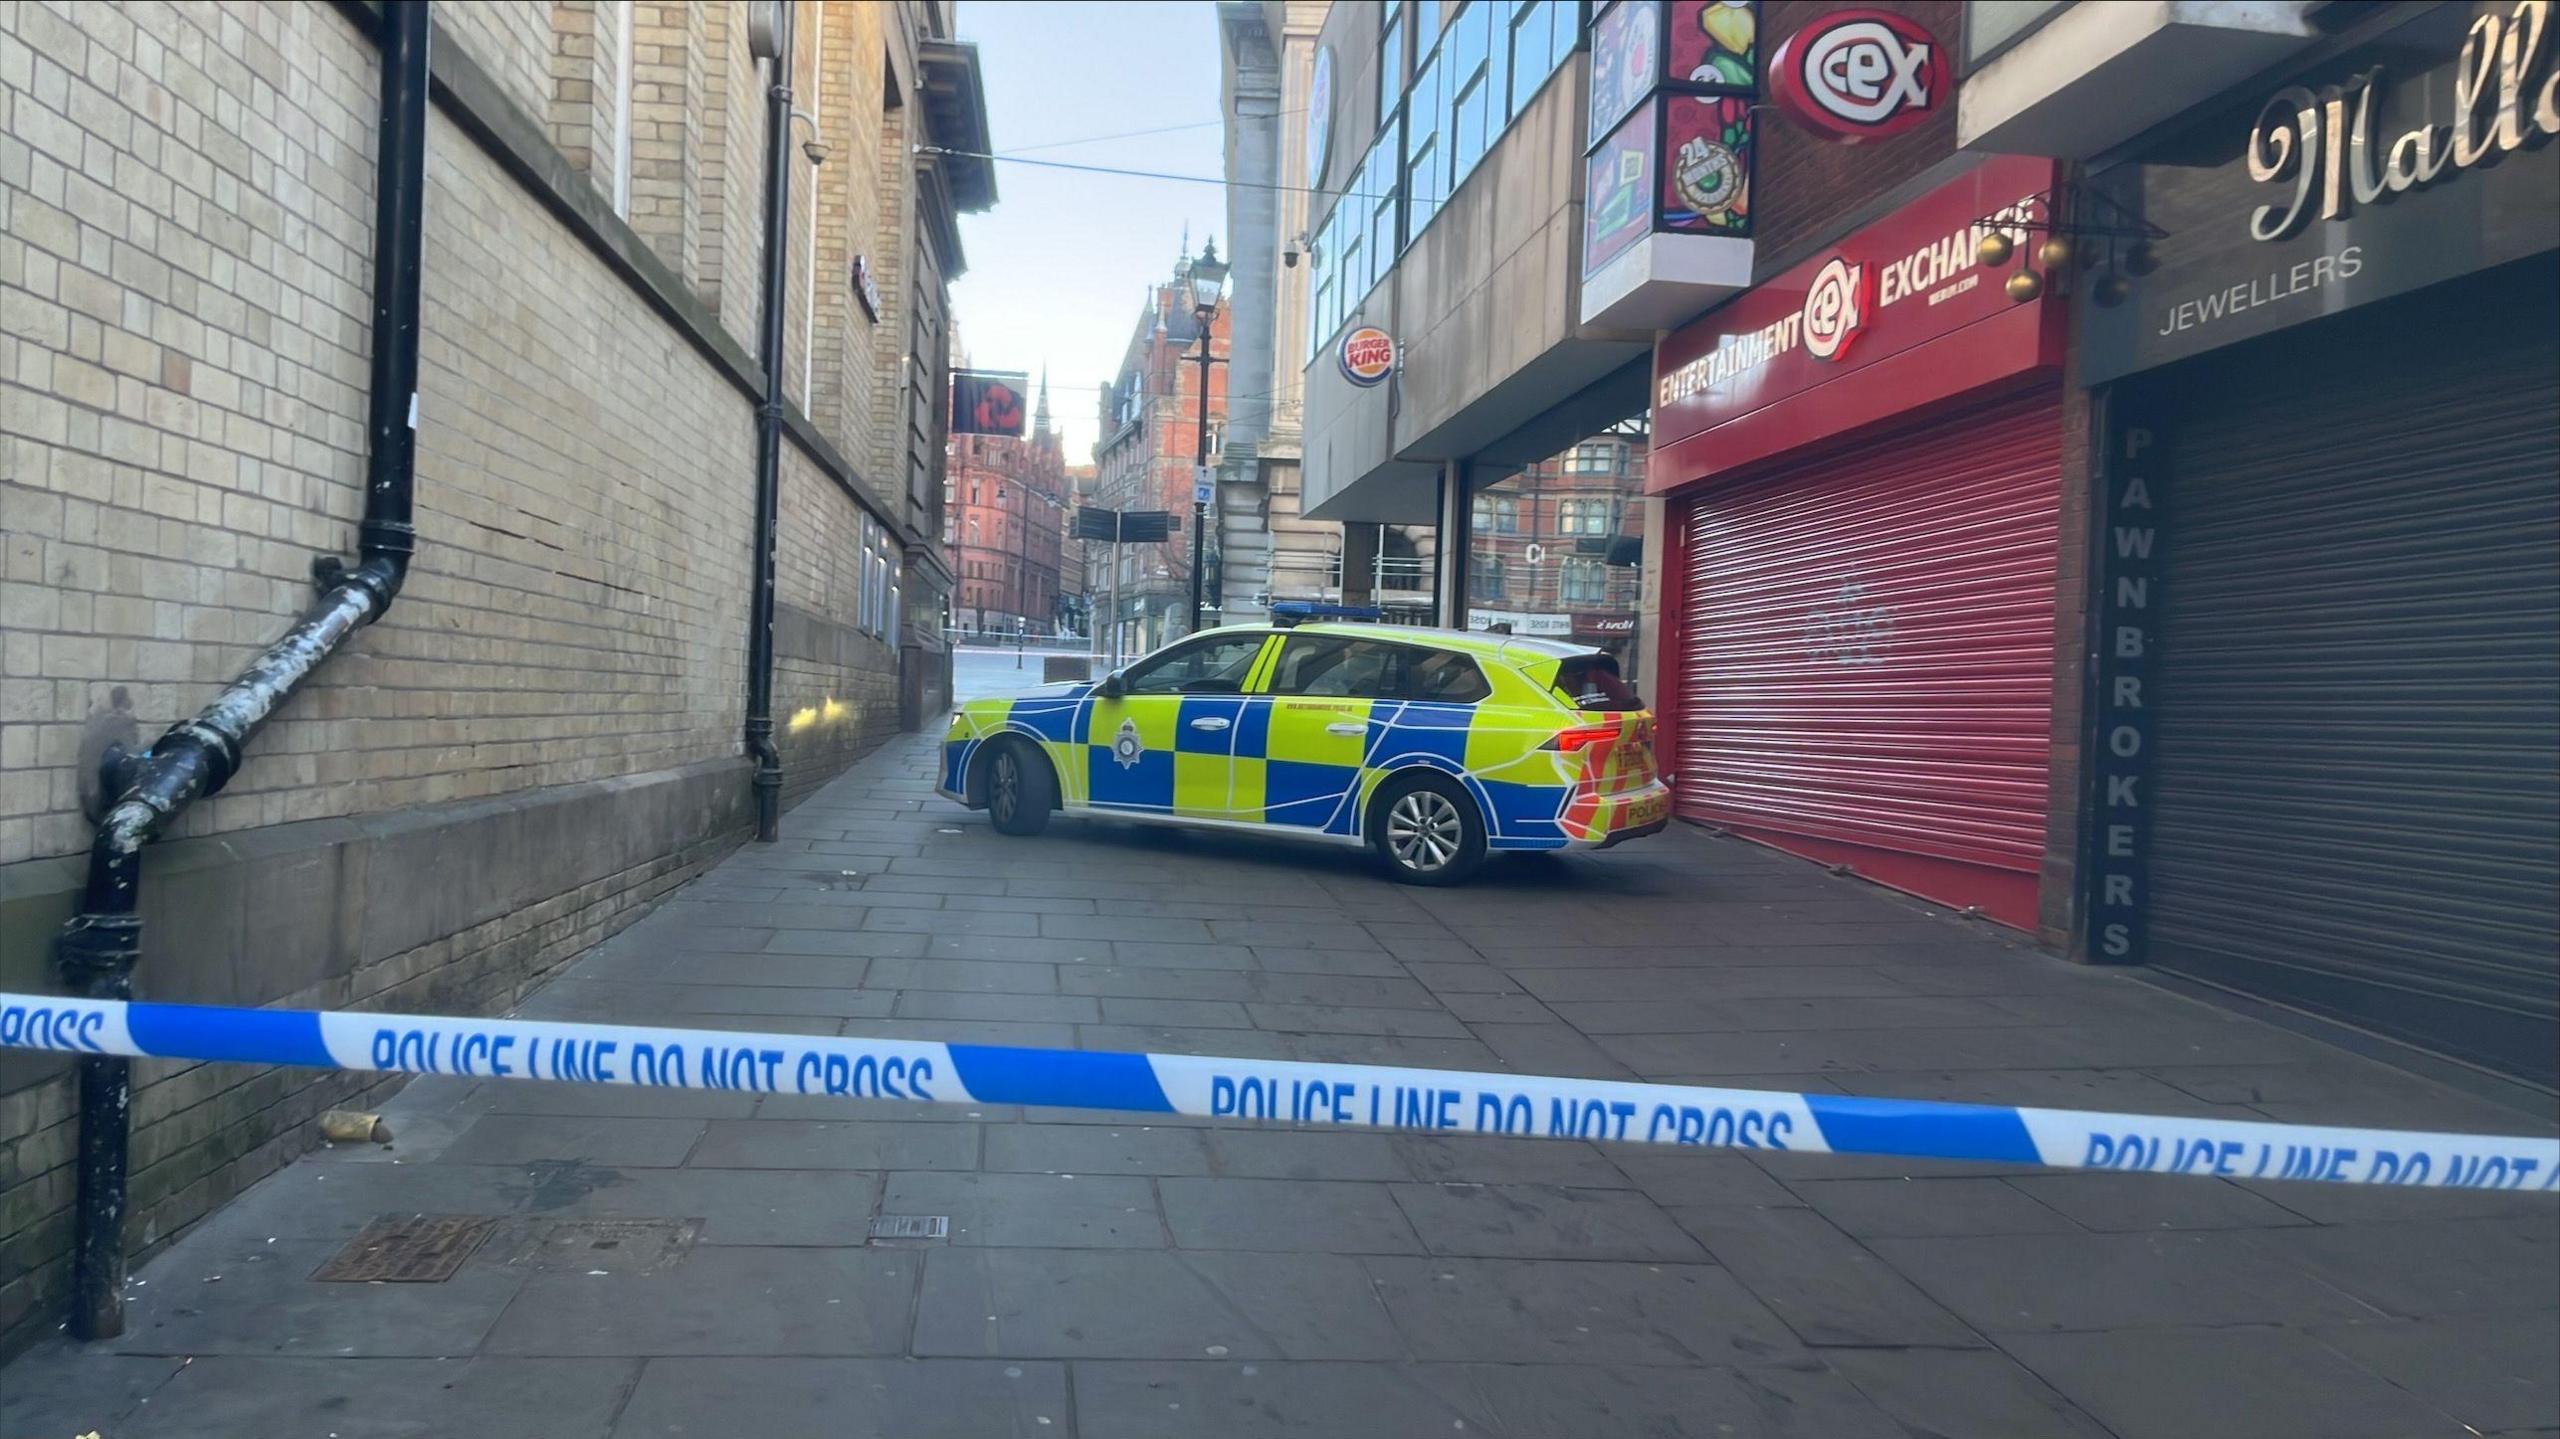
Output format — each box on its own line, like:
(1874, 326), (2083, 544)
(1370, 772), (1487, 886)
(985, 739), (1054, 836)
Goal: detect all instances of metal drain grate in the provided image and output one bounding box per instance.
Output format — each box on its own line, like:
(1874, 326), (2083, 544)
(509, 1218), (699, 1275)
(868, 1214), (949, 1243)
(312, 1214), (498, 1282)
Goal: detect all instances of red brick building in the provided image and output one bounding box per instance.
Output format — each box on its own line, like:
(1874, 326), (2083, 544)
(1467, 433), (1648, 643)
(945, 372), (1068, 636)
(1058, 462), (1095, 636)
(1091, 251), (1232, 654)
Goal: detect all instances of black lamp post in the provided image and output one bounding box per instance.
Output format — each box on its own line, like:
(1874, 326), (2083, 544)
(1186, 239), (1228, 637)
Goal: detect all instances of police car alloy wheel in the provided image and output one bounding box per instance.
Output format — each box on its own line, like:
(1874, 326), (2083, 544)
(987, 742), (1053, 836)
(1374, 774), (1486, 885)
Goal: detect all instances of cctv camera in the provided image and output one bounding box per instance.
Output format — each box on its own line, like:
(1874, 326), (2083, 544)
(1283, 246), (1300, 269)
(803, 140), (831, 165)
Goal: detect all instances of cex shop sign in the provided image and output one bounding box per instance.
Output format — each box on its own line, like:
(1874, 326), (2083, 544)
(1650, 153), (2062, 492)
(1770, 10), (1947, 143)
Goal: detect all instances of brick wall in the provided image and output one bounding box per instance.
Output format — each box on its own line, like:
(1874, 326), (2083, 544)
(2, 0), (380, 863)
(778, 0), (814, 413)
(545, 0), (619, 186)
(433, 0), (553, 127)
(0, 0), (949, 1353)
(773, 447), (901, 804)
(811, 0), (890, 472)
(626, 0), (708, 285)
(1749, 0), (1965, 271)
(713, 0), (764, 350)
(1, 0), (821, 865)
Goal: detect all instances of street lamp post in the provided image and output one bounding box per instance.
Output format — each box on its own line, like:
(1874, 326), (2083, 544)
(1186, 239), (1228, 638)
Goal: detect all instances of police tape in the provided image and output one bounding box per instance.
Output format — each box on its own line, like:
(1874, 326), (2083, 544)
(4, 991), (2555, 1190)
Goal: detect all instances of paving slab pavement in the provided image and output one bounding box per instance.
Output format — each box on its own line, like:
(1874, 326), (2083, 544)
(4, 732), (2554, 1438)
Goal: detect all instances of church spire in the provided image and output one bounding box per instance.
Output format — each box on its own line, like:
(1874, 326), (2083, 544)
(1033, 365), (1052, 440)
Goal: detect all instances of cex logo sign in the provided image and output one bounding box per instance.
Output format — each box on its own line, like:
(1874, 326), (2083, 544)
(1799, 256), (1871, 361)
(1771, 10), (1946, 143)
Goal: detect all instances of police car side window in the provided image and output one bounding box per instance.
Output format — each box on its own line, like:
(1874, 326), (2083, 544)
(1124, 635), (1266, 695)
(1270, 637), (1404, 699)
(1408, 650), (1490, 704)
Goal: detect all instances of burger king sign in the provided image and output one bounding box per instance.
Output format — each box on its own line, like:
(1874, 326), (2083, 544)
(1338, 326), (1396, 388)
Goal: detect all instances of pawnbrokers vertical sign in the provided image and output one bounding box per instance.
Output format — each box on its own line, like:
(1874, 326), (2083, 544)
(2083, 413), (2166, 963)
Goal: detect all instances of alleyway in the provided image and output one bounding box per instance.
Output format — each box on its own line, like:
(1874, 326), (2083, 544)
(4, 735), (2553, 1439)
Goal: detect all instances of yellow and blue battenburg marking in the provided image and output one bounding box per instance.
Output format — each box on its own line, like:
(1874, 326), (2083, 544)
(938, 627), (1670, 849)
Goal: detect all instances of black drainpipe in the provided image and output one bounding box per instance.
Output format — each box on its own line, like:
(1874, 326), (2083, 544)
(49, 0), (430, 1342)
(744, 3), (795, 843)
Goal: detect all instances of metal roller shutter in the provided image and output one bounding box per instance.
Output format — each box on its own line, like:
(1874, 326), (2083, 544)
(1674, 386), (2062, 927)
(2145, 261), (2560, 1086)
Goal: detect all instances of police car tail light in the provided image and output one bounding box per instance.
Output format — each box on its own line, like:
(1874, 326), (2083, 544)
(1542, 725), (1619, 754)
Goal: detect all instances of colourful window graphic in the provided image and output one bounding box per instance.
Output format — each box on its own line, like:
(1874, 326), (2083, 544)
(1588, 0), (1662, 140)
(1659, 95), (1752, 234)
(1667, 0), (1758, 90)
(1585, 101), (1658, 275)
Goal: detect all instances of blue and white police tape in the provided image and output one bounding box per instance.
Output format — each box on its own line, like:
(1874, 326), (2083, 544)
(5, 991), (2555, 1190)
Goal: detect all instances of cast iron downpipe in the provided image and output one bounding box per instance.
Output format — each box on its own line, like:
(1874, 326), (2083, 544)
(50, 0), (430, 1342)
(743, 2), (795, 843)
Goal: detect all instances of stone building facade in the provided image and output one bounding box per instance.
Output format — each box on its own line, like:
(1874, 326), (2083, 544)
(0, 0), (989, 1349)
(1220, 0), (1434, 623)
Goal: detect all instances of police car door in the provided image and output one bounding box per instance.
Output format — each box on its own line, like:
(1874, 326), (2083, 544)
(1249, 635), (1405, 834)
(1082, 632), (1270, 818)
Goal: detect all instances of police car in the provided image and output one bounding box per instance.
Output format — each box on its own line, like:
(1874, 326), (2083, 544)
(938, 604), (1671, 884)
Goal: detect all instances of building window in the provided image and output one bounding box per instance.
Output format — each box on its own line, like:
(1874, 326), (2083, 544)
(1558, 498), (1611, 535)
(1363, 139), (1398, 297)
(1564, 442), (1615, 474)
(1508, 0), (1571, 116)
(1378, 1), (1407, 126)
(1446, 2), (1495, 194)
(1470, 552), (1504, 601)
(1403, 28), (1445, 243)
(1561, 557), (1607, 603)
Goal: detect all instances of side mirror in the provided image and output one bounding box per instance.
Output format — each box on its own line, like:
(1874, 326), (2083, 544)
(1098, 671), (1127, 700)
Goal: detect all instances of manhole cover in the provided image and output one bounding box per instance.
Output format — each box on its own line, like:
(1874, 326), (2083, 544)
(508, 1218), (700, 1275)
(868, 1214), (949, 1243)
(312, 1214), (498, 1282)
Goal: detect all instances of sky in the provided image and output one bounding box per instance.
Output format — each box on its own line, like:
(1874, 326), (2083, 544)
(949, 0), (1232, 468)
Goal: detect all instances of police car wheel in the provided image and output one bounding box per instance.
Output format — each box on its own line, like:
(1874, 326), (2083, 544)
(986, 741), (1053, 836)
(1372, 774), (1486, 885)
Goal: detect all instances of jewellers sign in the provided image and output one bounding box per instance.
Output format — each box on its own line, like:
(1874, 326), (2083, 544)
(2078, 0), (2560, 385)
(1650, 153), (2060, 490)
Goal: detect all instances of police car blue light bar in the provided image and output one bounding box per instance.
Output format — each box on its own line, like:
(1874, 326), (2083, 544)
(1269, 600), (1385, 626)
(3, 993), (2554, 1190)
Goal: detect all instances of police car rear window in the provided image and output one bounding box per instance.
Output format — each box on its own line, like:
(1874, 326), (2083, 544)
(1553, 656), (1640, 712)
(1408, 650), (1490, 703)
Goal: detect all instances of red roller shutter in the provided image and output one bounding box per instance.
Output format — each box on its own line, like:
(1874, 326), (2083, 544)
(1671, 386), (2062, 928)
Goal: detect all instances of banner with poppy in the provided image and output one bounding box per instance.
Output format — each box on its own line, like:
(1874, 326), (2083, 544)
(951, 370), (1030, 437)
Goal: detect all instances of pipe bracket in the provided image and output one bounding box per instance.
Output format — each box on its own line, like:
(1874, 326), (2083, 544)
(55, 914), (143, 996)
